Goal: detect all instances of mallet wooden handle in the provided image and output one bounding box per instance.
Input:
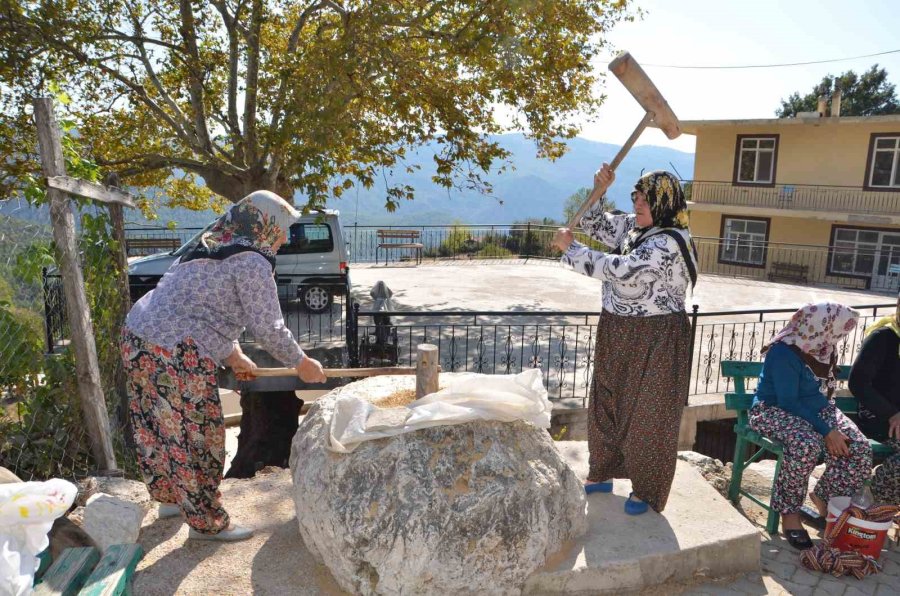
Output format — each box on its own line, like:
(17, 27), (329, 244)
(565, 110), (654, 230)
(250, 366), (438, 378)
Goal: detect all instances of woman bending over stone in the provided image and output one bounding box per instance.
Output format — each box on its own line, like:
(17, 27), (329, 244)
(121, 191), (327, 542)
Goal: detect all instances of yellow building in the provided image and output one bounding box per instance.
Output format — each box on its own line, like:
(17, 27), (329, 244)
(681, 112), (900, 292)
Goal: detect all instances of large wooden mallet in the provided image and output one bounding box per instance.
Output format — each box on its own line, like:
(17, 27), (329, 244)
(249, 344), (442, 399)
(566, 51), (682, 229)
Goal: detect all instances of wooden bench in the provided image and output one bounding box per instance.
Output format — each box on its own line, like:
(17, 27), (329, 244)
(125, 237), (180, 256)
(376, 230), (423, 265)
(722, 360), (892, 535)
(767, 261), (809, 284)
(33, 543), (143, 596)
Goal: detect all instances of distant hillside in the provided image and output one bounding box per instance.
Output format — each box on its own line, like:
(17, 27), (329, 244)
(325, 134), (694, 226)
(1, 134), (693, 228)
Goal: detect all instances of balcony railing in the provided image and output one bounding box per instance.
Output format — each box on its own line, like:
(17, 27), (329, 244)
(688, 180), (900, 216)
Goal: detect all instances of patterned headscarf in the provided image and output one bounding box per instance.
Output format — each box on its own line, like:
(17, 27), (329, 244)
(633, 171), (689, 230)
(180, 190), (300, 270)
(763, 302), (860, 366)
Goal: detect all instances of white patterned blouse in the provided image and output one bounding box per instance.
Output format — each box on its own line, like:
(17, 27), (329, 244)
(560, 202), (696, 317)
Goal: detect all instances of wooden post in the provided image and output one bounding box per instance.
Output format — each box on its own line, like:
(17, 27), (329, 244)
(416, 344), (439, 399)
(33, 98), (118, 472)
(107, 197), (134, 449)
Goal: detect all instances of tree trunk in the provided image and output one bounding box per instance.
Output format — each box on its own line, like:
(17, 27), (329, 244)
(224, 391), (302, 478)
(199, 168), (298, 204)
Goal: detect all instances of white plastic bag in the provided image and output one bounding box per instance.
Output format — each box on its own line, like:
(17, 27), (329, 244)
(0, 478), (78, 596)
(328, 369), (551, 453)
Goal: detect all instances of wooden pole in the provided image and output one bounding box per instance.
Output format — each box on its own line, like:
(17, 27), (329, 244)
(416, 344), (439, 399)
(250, 366), (440, 378)
(33, 98), (118, 472)
(565, 111), (654, 230)
(107, 196), (134, 449)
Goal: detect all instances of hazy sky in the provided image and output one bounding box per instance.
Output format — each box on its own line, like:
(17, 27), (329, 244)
(577, 0), (900, 153)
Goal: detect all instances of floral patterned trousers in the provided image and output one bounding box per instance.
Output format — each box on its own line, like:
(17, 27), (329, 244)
(749, 402), (872, 515)
(873, 438), (900, 506)
(120, 328), (229, 534)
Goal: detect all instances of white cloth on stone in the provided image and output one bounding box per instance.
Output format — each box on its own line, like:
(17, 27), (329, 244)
(328, 369), (551, 453)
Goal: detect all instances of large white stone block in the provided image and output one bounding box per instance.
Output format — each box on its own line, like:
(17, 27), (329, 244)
(290, 374), (586, 596)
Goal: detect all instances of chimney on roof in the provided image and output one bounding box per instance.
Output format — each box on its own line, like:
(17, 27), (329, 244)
(830, 87), (842, 117)
(817, 95), (828, 116)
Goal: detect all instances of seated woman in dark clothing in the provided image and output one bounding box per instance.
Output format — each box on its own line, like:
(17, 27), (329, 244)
(749, 302), (871, 550)
(850, 290), (900, 506)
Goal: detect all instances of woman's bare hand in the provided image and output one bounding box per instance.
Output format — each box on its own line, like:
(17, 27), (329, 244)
(594, 163), (615, 193)
(224, 347), (258, 379)
(297, 356), (327, 383)
(552, 228), (574, 252)
(824, 429), (850, 457)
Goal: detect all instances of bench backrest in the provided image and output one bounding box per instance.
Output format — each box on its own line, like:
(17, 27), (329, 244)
(377, 229), (420, 240)
(772, 262), (807, 271)
(126, 238), (181, 253)
(722, 360), (855, 423)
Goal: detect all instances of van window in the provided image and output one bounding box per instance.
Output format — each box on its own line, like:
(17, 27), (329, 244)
(281, 223), (334, 254)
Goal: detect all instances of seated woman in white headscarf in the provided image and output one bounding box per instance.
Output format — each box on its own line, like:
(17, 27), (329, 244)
(749, 302), (871, 550)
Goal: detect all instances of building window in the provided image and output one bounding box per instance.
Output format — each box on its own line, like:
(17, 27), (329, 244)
(866, 134), (900, 189)
(734, 135), (778, 185)
(719, 217), (769, 266)
(830, 228), (879, 276)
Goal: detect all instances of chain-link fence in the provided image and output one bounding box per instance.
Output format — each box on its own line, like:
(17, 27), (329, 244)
(0, 197), (137, 481)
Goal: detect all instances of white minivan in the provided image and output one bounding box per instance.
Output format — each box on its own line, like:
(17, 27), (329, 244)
(127, 210), (349, 313)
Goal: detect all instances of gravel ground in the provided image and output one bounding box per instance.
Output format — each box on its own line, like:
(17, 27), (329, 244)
(134, 467), (347, 596)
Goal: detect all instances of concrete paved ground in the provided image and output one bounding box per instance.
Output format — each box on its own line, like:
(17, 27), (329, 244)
(677, 459), (900, 596)
(525, 441), (760, 594)
(351, 259), (890, 317)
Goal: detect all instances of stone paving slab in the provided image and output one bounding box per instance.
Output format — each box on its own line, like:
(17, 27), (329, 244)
(524, 441), (761, 594)
(682, 534), (900, 596)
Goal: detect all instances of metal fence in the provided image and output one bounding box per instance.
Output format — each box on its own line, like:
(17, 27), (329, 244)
(124, 224), (900, 293)
(2, 202), (135, 481)
(43, 272), (349, 353)
(123, 223), (605, 263)
(690, 180), (900, 216)
(687, 304), (894, 395)
(693, 237), (899, 293)
(348, 302), (896, 405)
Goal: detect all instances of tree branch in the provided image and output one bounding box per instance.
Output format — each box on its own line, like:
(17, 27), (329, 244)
(211, 0), (245, 164)
(242, 0), (263, 167)
(178, 0), (213, 152)
(44, 37), (201, 153)
(96, 31), (186, 56)
(126, 14), (196, 143)
(98, 152), (244, 178)
(287, 1), (326, 53)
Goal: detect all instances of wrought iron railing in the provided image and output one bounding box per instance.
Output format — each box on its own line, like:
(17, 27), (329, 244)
(686, 304), (893, 396)
(348, 302), (897, 404)
(692, 237), (899, 292)
(123, 224), (900, 293)
(689, 180), (900, 216)
(42, 272), (348, 352)
(123, 223), (606, 263)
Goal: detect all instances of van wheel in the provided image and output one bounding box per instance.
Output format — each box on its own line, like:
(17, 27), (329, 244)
(301, 285), (332, 313)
